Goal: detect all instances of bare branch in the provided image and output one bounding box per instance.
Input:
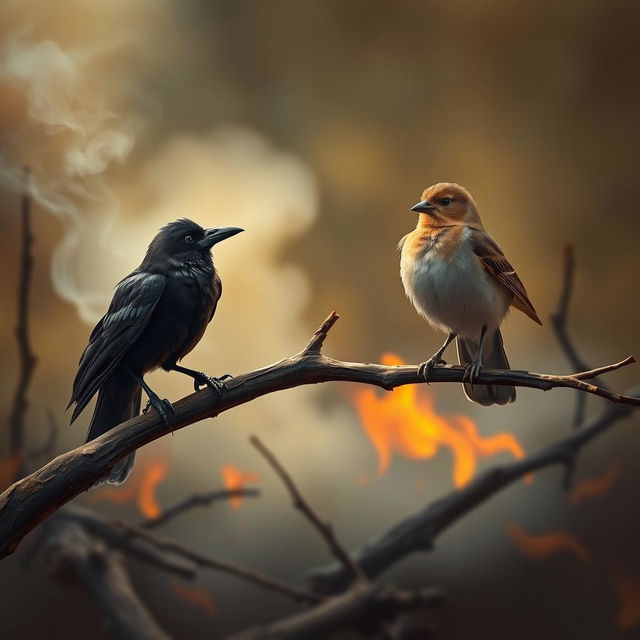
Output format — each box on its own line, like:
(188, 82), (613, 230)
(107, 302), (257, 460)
(251, 435), (366, 583)
(139, 486), (260, 529)
(8, 168), (37, 479)
(60, 506), (196, 579)
(0, 312), (637, 558)
(43, 518), (170, 640)
(225, 582), (443, 640)
(113, 518), (321, 605)
(304, 311), (340, 353)
(308, 391), (639, 594)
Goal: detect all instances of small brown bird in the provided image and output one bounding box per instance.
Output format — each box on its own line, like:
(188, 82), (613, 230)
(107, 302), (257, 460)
(399, 183), (541, 405)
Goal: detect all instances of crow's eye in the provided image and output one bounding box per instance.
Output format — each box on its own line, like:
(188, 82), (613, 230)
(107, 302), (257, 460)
(441, 197), (452, 206)
(184, 235), (194, 243)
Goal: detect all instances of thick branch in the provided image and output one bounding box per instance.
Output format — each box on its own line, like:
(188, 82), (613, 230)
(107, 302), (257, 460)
(60, 506), (196, 579)
(308, 390), (639, 593)
(43, 519), (170, 640)
(0, 313), (637, 558)
(251, 435), (366, 582)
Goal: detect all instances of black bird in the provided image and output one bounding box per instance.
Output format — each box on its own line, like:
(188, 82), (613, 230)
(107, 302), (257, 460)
(68, 219), (243, 484)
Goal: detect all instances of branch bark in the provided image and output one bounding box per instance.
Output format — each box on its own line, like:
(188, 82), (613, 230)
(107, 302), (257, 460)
(0, 312), (637, 559)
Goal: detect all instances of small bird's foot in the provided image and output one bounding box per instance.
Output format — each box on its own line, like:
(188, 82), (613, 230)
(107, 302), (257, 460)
(143, 394), (175, 427)
(463, 359), (483, 385)
(418, 356), (447, 383)
(192, 372), (232, 396)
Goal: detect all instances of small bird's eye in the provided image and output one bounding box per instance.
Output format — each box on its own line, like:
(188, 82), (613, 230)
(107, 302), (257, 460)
(441, 197), (452, 206)
(184, 235), (193, 243)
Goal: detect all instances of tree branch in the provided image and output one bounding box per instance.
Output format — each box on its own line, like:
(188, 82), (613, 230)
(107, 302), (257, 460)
(251, 435), (366, 583)
(224, 582), (443, 640)
(8, 168), (37, 479)
(112, 518), (321, 605)
(0, 312), (637, 559)
(139, 486), (260, 529)
(308, 391), (639, 594)
(43, 518), (171, 640)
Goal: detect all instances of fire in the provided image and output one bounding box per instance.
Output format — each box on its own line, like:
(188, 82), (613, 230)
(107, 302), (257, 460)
(171, 580), (216, 616)
(612, 566), (640, 630)
(505, 523), (590, 562)
(88, 456), (170, 519)
(353, 353), (525, 487)
(221, 465), (258, 510)
(569, 460), (621, 506)
(137, 460), (170, 519)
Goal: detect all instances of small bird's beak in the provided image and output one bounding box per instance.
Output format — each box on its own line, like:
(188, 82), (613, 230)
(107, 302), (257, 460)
(410, 200), (436, 213)
(199, 226), (244, 249)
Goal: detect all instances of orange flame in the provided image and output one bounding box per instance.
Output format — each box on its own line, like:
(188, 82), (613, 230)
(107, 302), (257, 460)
(88, 456), (170, 519)
(171, 580), (216, 616)
(612, 566), (640, 630)
(221, 465), (258, 510)
(506, 523), (590, 562)
(353, 353), (525, 487)
(0, 453), (22, 490)
(137, 460), (170, 519)
(569, 460), (621, 506)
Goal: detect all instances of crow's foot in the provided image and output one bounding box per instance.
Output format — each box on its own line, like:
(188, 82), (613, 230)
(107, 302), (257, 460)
(192, 372), (232, 396)
(143, 394), (175, 427)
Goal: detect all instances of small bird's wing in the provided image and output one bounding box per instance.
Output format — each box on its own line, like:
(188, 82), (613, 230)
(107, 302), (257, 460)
(68, 272), (166, 422)
(470, 229), (542, 325)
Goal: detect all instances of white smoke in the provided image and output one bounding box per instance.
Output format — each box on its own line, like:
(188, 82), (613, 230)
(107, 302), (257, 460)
(0, 34), (142, 321)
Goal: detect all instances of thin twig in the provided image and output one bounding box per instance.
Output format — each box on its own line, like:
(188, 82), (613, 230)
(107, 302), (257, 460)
(8, 168), (37, 480)
(0, 311), (638, 558)
(250, 435), (367, 583)
(139, 487), (260, 529)
(549, 246), (612, 487)
(113, 519), (321, 605)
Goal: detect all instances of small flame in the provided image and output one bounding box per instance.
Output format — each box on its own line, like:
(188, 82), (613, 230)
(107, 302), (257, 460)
(570, 460), (621, 506)
(506, 523), (590, 562)
(88, 456), (170, 519)
(171, 580), (216, 616)
(137, 460), (170, 519)
(612, 566), (640, 630)
(221, 465), (258, 510)
(353, 353), (525, 487)
(0, 453), (22, 490)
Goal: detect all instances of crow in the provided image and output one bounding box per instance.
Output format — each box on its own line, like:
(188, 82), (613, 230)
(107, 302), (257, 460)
(68, 219), (243, 484)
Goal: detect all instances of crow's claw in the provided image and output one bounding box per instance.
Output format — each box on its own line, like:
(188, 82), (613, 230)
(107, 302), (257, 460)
(143, 395), (174, 427)
(192, 371), (232, 396)
(418, 357), (447, 384)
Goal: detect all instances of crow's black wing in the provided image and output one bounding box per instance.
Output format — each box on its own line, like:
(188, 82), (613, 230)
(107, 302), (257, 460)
(68, 272), (165, 423)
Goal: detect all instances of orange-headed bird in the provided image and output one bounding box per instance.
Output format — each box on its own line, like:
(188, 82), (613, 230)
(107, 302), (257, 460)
(399, 183), (541, 405)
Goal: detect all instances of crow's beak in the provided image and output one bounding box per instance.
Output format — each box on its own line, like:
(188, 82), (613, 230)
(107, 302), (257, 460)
(410, 200), (435, 213)
(199, 226), (244, 249)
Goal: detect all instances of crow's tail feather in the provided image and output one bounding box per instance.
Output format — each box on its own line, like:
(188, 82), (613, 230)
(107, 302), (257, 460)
(87, 375), (141, 486)
(456, 329), (515, 406)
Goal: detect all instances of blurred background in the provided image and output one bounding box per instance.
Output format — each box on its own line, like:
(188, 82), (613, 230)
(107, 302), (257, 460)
(1, 0), (639, 638)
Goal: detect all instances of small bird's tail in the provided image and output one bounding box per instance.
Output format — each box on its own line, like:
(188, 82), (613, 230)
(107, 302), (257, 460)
(86, 375), (141, 486)
(456, 330), (515, 406)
